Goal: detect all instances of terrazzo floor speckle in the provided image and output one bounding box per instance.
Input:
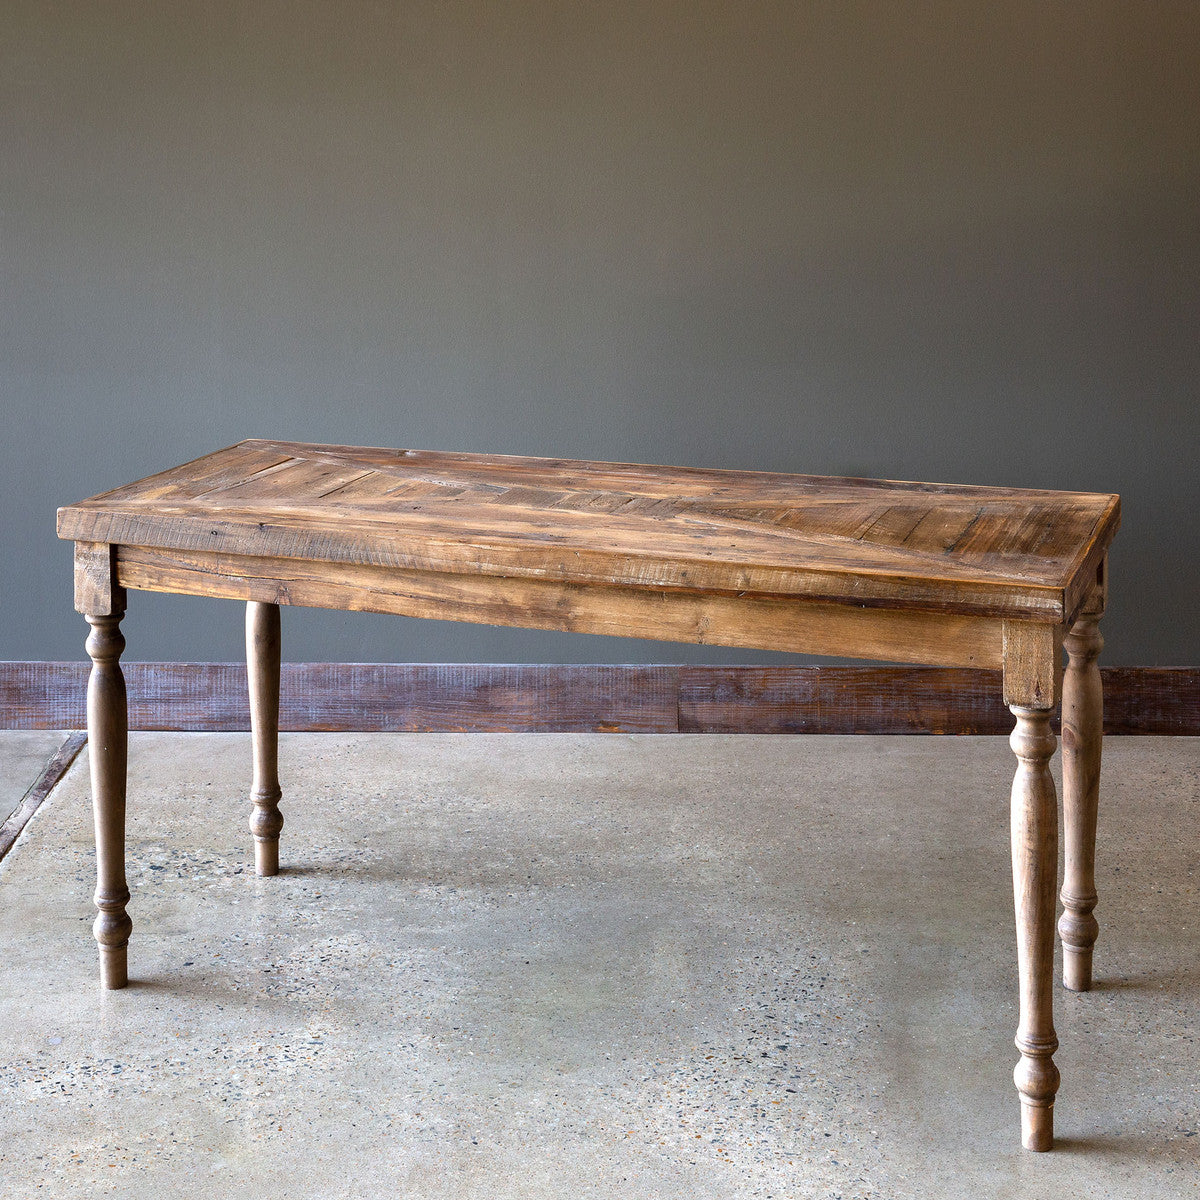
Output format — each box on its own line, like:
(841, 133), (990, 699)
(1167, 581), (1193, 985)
(0, 732), (1195, 1198)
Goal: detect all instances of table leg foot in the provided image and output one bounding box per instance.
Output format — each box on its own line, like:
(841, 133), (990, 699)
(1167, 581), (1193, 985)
(97, 935), (130, 990)
(253, 833), (280, 877)
(1020, 1096), (1054, 1152)
(1062, 947), (1093, 995)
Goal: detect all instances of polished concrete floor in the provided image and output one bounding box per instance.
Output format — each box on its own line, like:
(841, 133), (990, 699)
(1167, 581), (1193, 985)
(0, 729), (69, 826)
(0, 731), (1195, 1199)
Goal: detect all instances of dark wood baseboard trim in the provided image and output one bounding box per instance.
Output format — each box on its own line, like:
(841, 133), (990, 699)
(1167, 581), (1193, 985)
(0, 731), (87, 864)
(2, 663), (1196, 734)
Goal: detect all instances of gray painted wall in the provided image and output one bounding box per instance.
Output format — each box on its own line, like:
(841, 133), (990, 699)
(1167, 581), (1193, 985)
(4, 2), (1197, 666)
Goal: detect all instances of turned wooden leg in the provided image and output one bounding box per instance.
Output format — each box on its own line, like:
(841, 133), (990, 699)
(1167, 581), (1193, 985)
(247, 601), (283, 876)
(1059, 611), (1103, 991)
(86, 612), (132, 989)
(1009, 704), (1061, 1151)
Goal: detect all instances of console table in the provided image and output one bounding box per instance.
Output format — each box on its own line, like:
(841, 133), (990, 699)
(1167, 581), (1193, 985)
(57, 439), (1120, 1151)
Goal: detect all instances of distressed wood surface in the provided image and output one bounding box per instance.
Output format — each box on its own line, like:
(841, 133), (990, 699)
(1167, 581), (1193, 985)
(3, 663), (1196, 734)
(679, 666), (1014, 734)
(1002, 621), (1063, 709)
(73, 541), (125, 616)
(57, 440), (1121, 621)
(112, 544), (1008, 668)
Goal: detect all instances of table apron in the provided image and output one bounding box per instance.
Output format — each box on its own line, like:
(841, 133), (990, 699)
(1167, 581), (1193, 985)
(113, 544), (1012, 669)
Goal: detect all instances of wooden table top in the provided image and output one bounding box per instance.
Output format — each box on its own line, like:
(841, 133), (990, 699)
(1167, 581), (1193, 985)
(57, 439), (1119, 623)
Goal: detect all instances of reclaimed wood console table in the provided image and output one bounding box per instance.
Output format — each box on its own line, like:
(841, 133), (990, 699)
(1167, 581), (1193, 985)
(58, 439), (1120, 1151)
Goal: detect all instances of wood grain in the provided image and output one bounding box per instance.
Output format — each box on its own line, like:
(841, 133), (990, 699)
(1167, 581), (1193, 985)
(3, 663), (1196, 734)
(1002, 621), (1063, 709)
(73, 541), (125, 616)
(680, 666), (1011, 734)
(57, 440), (1121, 621)
(112, 544), (1007, 668)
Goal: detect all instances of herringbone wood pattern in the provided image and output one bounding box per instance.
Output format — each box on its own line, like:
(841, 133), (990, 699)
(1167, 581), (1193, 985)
(58, 440), (1119, 620)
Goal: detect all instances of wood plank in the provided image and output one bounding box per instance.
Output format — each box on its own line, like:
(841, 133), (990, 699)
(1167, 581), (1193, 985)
(85, 444), (291, 504)
(114, 545), (1007, 668)
(274, 664), (680, 733)
(1098, 667), (1200, 734)
(0, 732), (87, 863)
(2, 663), (1195, 734)
(58, 507), (1073, 618)
(679, 666), (1016, 734)
(0, 663), (677, 733)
